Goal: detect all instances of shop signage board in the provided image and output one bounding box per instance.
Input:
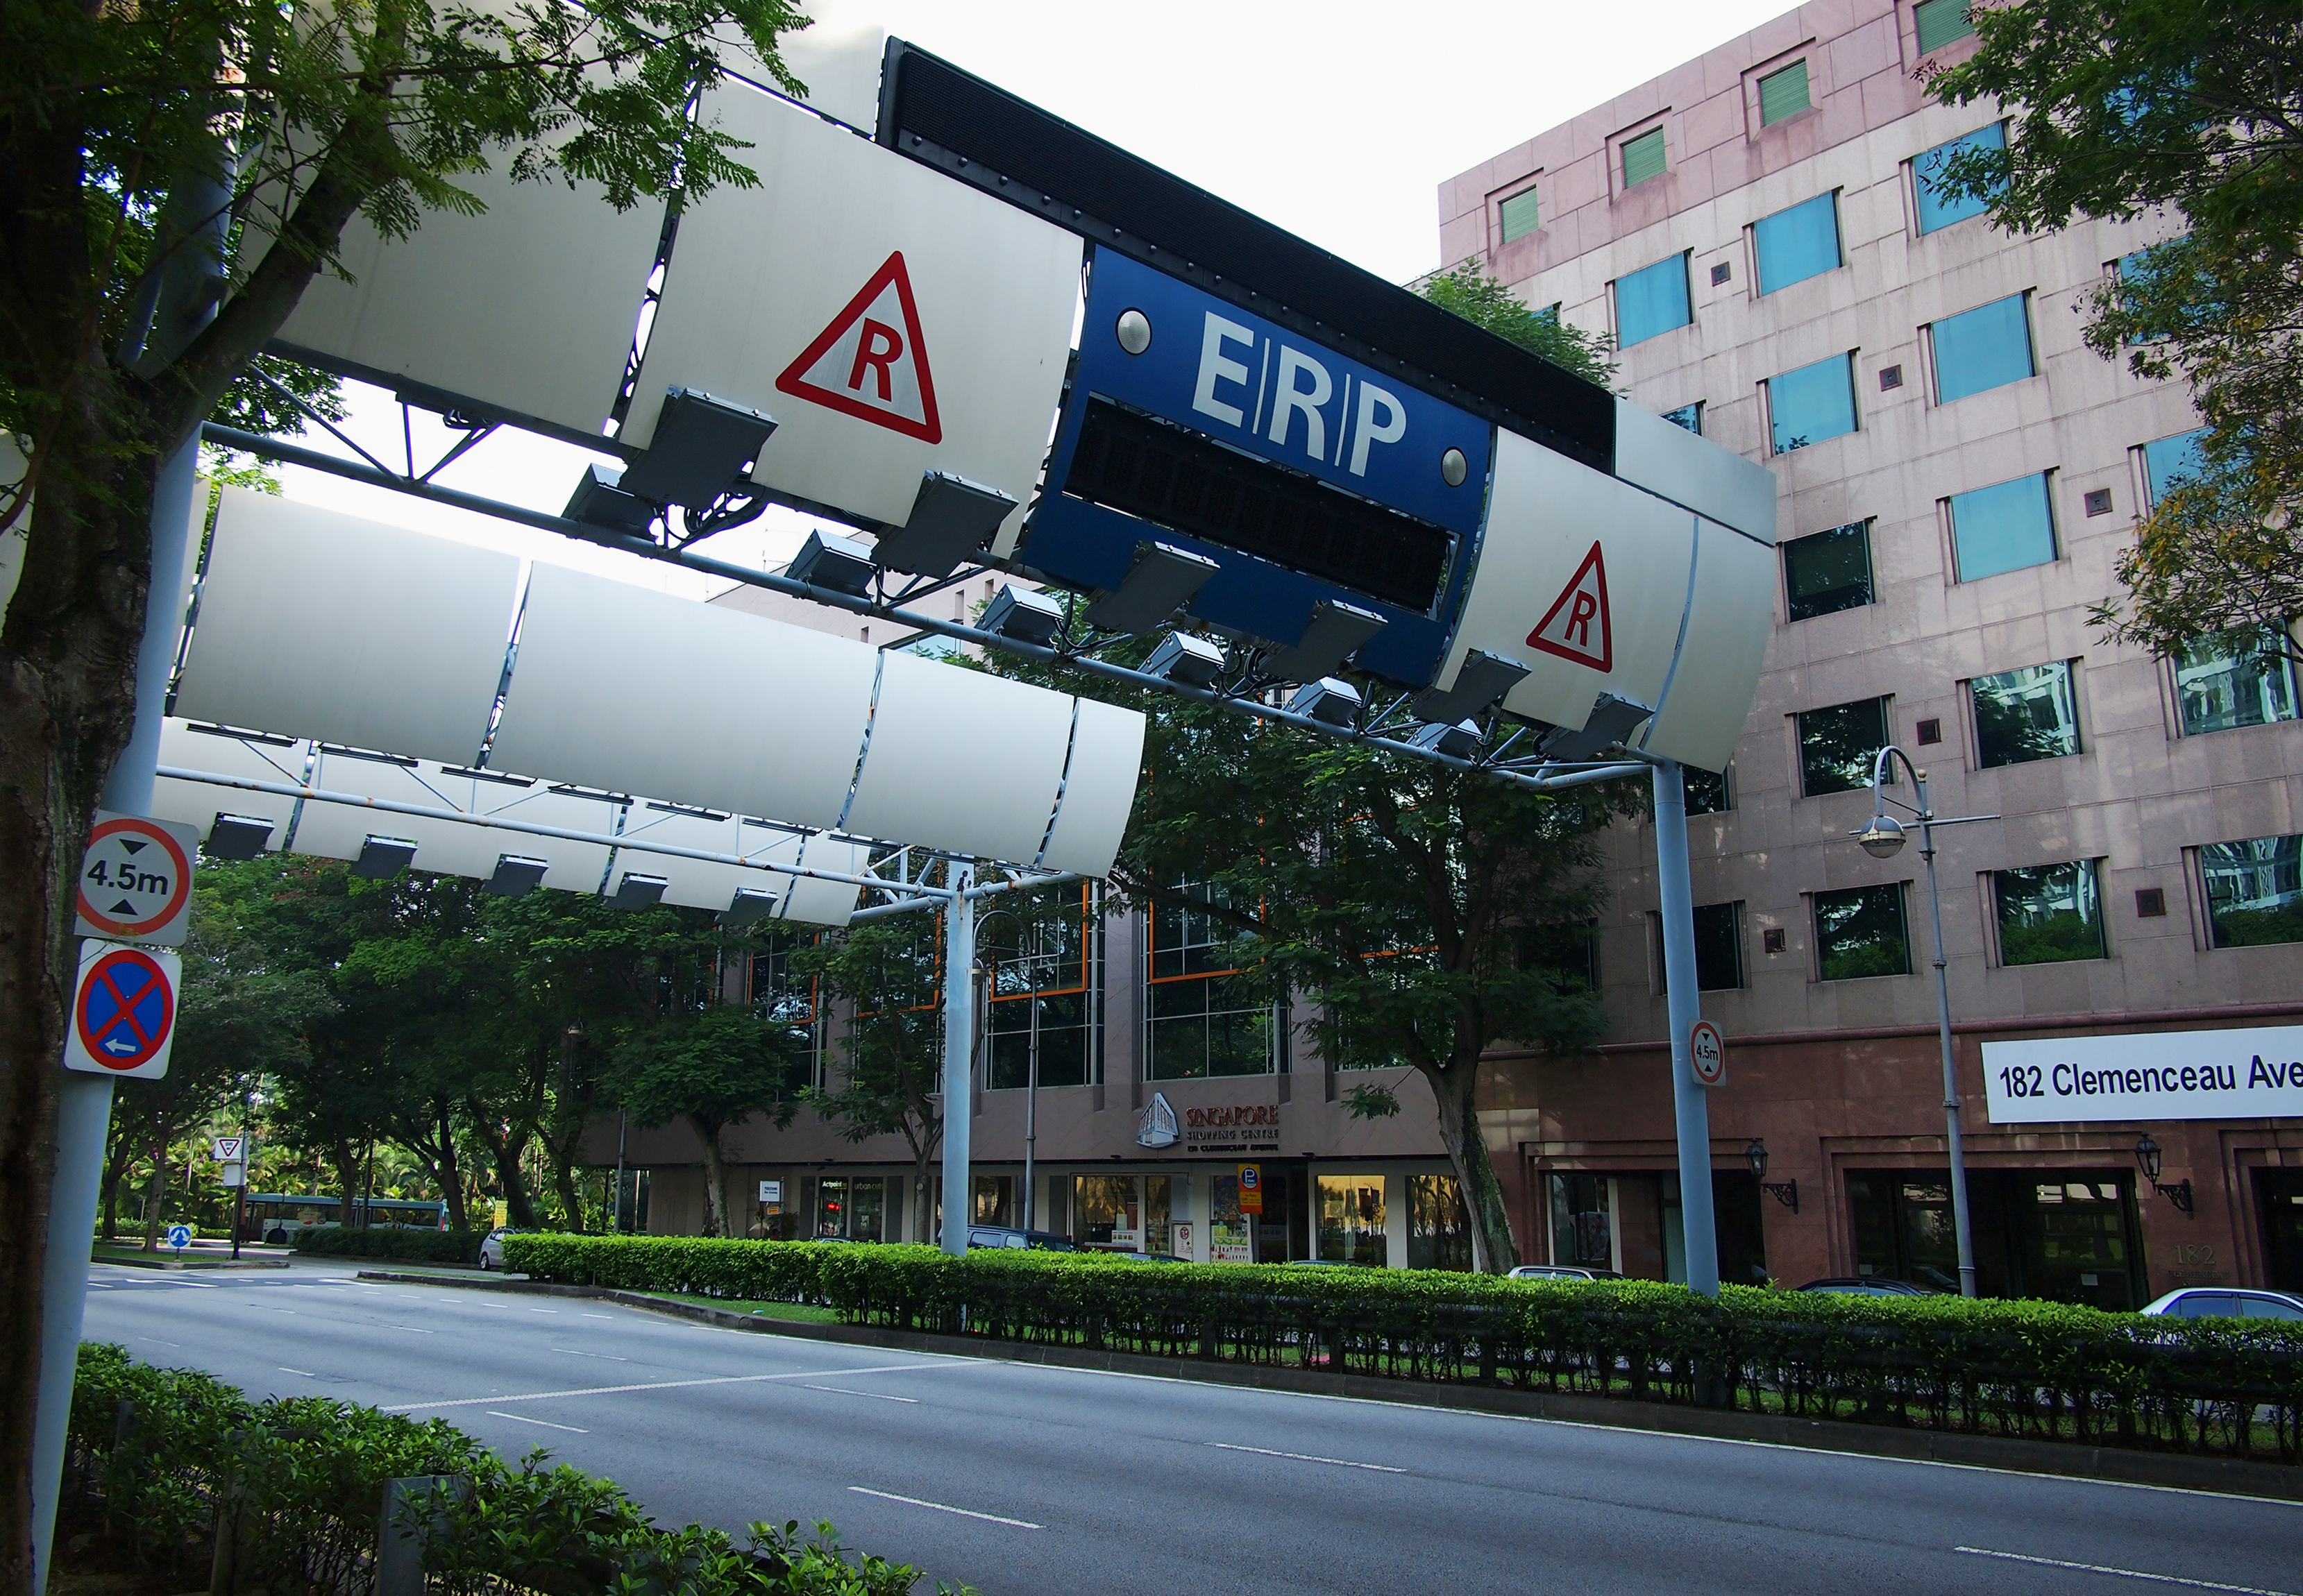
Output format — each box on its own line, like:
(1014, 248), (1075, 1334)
(758, 1180), (782, 1205)
(1689, 1020), (1726, 1088)
(1182, 1103), (1281, 1153)
(1983, 1026), (2303, 1124)
(62, 941), (178, 1080)
(75, 811), (199, 946)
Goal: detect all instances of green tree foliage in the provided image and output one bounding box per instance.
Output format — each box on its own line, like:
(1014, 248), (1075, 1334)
(1419, 259), (1619, 389)
(614, 1008), (800, 1239)
(1930, 1), (2303, 665)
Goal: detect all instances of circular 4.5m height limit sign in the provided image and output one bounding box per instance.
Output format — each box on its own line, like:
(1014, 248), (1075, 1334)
(1689, 1020), (1726, 1088)
(75, 810), (200, 946)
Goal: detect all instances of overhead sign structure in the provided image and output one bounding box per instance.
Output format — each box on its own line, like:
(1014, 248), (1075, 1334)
(1689, 1020), (1726, 1088)
(75, 811), (198, 946)
(777, 251), (941, 443)
(63, 941), (178, 1080)
(1982, 1026), (2303, 1124)
(1528, 543), (1613, 672)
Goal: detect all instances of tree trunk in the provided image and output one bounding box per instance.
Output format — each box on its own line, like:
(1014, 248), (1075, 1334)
(330, 1140), (360, 1228)
(140, 1139), (170, 1251)
(551, 1155), (587, 1234)
(1424, 1058), (1519, 1273)
(464, 1096), (538, 1228)
(100, 1133), (137, 1242)
(689, 1115), (729, 1238)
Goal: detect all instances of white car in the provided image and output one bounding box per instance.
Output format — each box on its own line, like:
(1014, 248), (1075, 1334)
(2138, 1287), (2303, 1321)
(476, 1228), (524, 1271)
(1508, 1264), (1624, 1282)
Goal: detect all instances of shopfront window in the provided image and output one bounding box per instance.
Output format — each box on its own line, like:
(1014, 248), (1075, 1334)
(1408, 1175), (1472, 1271)
(2202, 834), (2303, 947)
(988, 883), (1102, 1089)
(1319, 1175), (1389, 1266)
(1147, 885), (1276, 1078)
(972, 1174), (1013, 1228)
(811, 1177), (886, 1242)
(1996, 860), (2106, 965)
(1847, 1167), (2142, 1307)
(1549, 1174), (1610, 1267)
(2174, 627), (2298, 735)
(1971, 661), (2081, 766)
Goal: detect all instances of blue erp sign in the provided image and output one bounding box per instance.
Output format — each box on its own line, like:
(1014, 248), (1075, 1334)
(1026, 249), (1493, 688)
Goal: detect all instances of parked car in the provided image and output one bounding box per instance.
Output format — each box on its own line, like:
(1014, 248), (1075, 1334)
(964, 1225), (1079, 1253)
(1097, 1250), (1192, 1264)
(2140, 1287), (2303, 1321)
(1797, 1276), (1937, 1297)
(1508, 1264), (1625, 1282)
(476, 1228), (528, 1271)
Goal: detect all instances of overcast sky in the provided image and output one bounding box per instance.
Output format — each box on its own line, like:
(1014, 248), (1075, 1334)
(273, 0), (1795, 593)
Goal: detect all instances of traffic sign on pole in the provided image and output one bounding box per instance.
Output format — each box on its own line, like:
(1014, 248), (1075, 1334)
(166, 1224), (191, 1253)
(74, 810), (199, 946)
(1238, 1164), (1263, 1215)
(211, 1135), (245, 1164)
(1689, 1019), (1726, 1088)
(62, 941), (178, 1080)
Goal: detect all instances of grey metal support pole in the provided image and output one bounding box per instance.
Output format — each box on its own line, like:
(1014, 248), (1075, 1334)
(938, 869), (977, 1256)
(1022, 956), (1039, 1232)
(30, 434), (202, 1592)
(1915, 774), (1980, 1298)
(1651, 761), (1720, 1297)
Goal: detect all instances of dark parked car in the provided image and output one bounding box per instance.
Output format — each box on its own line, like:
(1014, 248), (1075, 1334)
(1797, 1276), (1937, 1297)
(965, 1225), (1079, 1252)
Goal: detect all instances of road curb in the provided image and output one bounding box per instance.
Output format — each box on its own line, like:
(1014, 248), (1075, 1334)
(97, 1253), (289, 1270)
(354, 1271), (2303, 1502)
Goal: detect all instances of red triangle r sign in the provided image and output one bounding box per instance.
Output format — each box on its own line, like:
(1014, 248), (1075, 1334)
(1527, 541), (1613, 672)
(775, 251), (943, 443)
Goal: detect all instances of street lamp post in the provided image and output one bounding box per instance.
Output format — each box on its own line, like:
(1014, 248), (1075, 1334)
(1853, 747), (1995, 1298)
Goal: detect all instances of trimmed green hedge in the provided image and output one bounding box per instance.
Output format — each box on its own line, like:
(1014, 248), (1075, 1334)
(294, 1226), (484, 1266)
(64, 1343), (965, 1594)
(507, 1234), (2303, 1463)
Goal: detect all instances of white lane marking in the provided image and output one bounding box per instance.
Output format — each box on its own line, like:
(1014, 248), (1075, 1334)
(1207, 1441), (1403, 1473)
(528, 1308), (559, 1314)
(806, 1385), (919, 1403)
(1955, 1548), (2298, 1595)
(385, 1362), (956, 1412)
(550, 1349), (628, 1361)
(86, 1283), (113, 1290)
(487, 1411), (589, 1433)
(267, 1309), (296, 1315)
(139, 1338), (179, 1348)
(165, 1277), (219, 1288)
(279, 1367), (316, 1377)
(391, 1326), (435, 1334)
(580, 1313), (615, 1319)
(847, 1487), (1041, 1529)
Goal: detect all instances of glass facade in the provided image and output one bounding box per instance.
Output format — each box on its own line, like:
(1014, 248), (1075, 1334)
(1948, 473), (2056, 580)
(1407, 1175), (1472, 1271)
(1753, 192), (1841, 294)
(1616, 253), (1692, 346)
(1798, 696), (1890, 795)
(1932, 293), (2034, 402)
(1848, 1169), (2144, 1308)
(1147, 886), (1275, 1078)
(1813, 884), (1911, 980)
(1768, 353), (1857, 453)
(988, 885), (1102, 1089)
(1995, 860), (2107, 965)
(2175, 627), (2299, 735)
(2202, 835), (2303, 947)
(1915, 122), (2005, 233)
(2143, 429), (2208, 504)
(750, 935), (820, 1094)
(1319, 1175), (1389, 1266)
(1971, 661), (2081, 766)
(1782, 520), (1874, 620)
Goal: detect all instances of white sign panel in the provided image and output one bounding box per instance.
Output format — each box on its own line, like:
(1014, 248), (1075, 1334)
(1982, 1027), (2303, 1124)
(76, 810), (199, 946)
(629, 83), (1081, 545)
(759, 1180), (782, 1205)
(63, 941), (179, 1080)
(212, 1136), (245, 1164)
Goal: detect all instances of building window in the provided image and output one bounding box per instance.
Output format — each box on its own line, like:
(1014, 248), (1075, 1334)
(1767, 353), (1857, 453)
(1616, 253), (1692, 346)
(1971, 661), (2082, 767)
(1549, 1173), (1612, 1267)
(1758, 60), (1812, 126)
(1753, 192), (1841, 294)
(1814, 885), (1911, 979)
(988, 883), (1103, 1089)
(1407, 1175), (1473, 1271)
(1519, 922), (1598, 992)
(1685, 765), (1732, 814)
(2201, 835), (2303, 947)
(1798, 696), (1891, 797)
(1914, 0), (1975, 52)
(1661, 402), (1702, 434)
(1147, 885), (1274, 1078)
(2143, 429), (2208, 504)
(1782, 520), (1874, 620)
(1621, 126), (1667, 189)
(1996, 860), (2107, 965)
(1318, 1175), (1388, 1266)
(2174, 625), (2299, 735)
(1499, 185), (1541, 245)
(1915, 123), (2006, 234)
(1931, 293), (2035, 402)
(750, 934), (821, 1093)
(1948, 472), (2057, 581)
(1660, 902), (1744, 992)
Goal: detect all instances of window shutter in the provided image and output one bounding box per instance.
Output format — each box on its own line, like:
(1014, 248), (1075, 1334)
(1621, 128), (1667, 189)
(1914, 0), (1974, 54)
(1498, 186), (1540, 244)
(1758, 61), (1811, 126)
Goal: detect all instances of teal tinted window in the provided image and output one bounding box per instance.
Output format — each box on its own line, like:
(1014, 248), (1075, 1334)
(1617, 254), (1692, 346)
(1499, 186), (1541, 244)
(2202, 835), (2303, 948)
(1916, 123), (2005, 233)
(1783, 521), (1873, 620)
(1662, 402), (1702, 434)
(1971, 661), (2080, 766)
(1768, 354), (1857, 453)
(2143, 430), (2208, 504)
(1754, 193), (1841, 293)
(1914, 0), (1974, 53)
(1996, 861), (2106, 965)
(1814, 885), (1910, 980)
(1798, 697), (1890, 796)
(1932, 294), (2034, 402)
(1948, 473), (2055, 580)
(1759, 61), (1812, 126)
(1622, 128), (1667, 188)
(2175, 627), (2299, 735)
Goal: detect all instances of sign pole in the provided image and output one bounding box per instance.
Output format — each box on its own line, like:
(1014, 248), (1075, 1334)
(1651, 761), (1720, 1297)
(938, 868), (976, 1257)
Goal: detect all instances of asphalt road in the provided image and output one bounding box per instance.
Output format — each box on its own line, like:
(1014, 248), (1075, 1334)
(82, 1257), (2302, 1596)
